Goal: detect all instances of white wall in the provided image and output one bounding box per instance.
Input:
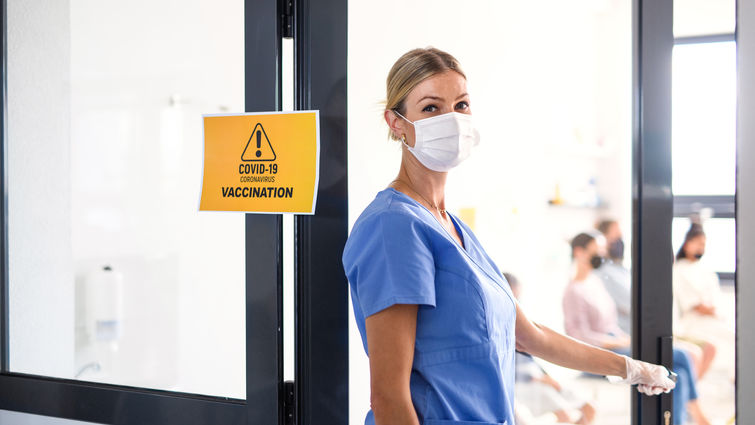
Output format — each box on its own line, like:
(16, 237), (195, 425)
(736, 0), (754, 422)
(7, 0), (75, 379)
(347, 1), (632, 423)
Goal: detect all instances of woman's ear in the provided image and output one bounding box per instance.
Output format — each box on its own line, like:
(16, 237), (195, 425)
(384, 109), (403, 140)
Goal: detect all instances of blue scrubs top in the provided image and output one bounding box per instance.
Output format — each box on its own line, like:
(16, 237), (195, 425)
(343, 188), (517, 425)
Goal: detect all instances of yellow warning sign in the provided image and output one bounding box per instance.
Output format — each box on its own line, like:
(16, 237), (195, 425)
(199, 111), (320, 214)
(241, 123), (277, 161)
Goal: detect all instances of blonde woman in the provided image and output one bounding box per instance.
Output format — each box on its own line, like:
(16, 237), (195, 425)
(342, 47), (675, 425)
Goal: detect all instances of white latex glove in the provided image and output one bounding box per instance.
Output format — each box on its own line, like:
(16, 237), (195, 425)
(637, 384), (668, 396)
(607, 356), (676, 396)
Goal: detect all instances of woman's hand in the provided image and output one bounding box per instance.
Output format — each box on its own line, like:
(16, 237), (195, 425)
(617, 356), (676, 395)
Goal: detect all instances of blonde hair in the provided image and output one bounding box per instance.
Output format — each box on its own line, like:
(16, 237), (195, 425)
(385, 47), (466, 140)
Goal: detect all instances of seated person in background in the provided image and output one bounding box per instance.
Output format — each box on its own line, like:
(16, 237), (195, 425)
(596, 219), (715, 381)
(674, 222), (733, 378)
(562, 232), (629, 352)
(564, 232), (711, 425)
(675, 222), (719, 319)
(594, 219), (631, 334)
(505, 272), (596, 425)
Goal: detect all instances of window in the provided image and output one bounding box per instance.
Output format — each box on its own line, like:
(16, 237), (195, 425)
(670, 30), (736, 425)
(672, 38), (736, 277)
(6, 0), (246, 398)
(672, 40), (736, 196)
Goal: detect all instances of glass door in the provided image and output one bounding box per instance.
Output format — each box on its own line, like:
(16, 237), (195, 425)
(0, 1), (285, 423)
(669, 1), (737, 423)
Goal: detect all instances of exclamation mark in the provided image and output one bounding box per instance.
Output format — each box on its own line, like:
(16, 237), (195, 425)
(255, 130), (262, 157)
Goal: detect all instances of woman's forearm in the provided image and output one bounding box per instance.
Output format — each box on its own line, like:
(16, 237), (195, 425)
(366, 304), (422, 425)
(372, 395), (420, 425)
(520, 322), (627, 378)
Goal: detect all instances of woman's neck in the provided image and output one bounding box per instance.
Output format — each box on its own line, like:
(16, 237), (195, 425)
(395, 153), (447, 210)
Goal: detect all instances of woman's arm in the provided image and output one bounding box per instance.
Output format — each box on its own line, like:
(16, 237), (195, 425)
(515, 302), (626, 377)
(365, 304), (421, 425)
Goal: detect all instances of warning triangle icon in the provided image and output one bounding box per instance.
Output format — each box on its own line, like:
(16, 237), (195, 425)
(241, 123), (277, 161)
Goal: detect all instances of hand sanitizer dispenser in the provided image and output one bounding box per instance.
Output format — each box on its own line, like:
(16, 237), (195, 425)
(86, 265), (124, 343)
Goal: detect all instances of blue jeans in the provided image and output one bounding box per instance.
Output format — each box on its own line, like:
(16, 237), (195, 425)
(672, 347), (698, 425)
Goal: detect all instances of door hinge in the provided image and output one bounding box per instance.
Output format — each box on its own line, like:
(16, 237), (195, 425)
(281, 0), (294, 39)
(283, 380), (295, 425)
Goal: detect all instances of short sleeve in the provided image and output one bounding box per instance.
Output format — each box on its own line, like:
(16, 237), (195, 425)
(343, 211), (436, 318)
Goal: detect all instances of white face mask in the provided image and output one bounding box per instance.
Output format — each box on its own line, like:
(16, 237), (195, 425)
(394, 111), (480, 172)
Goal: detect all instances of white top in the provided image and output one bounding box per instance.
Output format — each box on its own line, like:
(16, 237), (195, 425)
(673, 258), (720, 316)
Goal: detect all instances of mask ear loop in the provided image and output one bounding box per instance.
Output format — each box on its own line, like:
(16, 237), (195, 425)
(392, 110), (414, 149)
(393, 109), (413, 124)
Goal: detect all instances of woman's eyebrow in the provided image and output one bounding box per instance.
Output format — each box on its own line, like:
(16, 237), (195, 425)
(416, 95), (443, 103)
(416, 93), (469, 104)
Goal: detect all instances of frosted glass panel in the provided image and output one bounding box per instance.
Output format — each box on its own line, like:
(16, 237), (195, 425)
(7, 0), (246, 398)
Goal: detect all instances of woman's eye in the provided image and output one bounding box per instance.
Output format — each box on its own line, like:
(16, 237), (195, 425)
(422, 104), (438, 112)
(455, 101), (469, 110)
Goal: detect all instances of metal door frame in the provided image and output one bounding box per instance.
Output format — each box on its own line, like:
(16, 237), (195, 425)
(293, 0), (349, 424)
(632, 0), (676, 423)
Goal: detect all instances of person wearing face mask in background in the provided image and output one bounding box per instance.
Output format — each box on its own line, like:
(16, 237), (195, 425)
(595, 221), (716, 382)
(594, 220), (632, 335)
(674, 222), (723, 326)
(563, 232), (631, 352)
(673, 221), (735, 385)
(563, 232), (711, 425)
(342, 48), (676, 425)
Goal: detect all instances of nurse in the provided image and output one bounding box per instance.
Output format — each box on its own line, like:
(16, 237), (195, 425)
(342, 47), (675, 425)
